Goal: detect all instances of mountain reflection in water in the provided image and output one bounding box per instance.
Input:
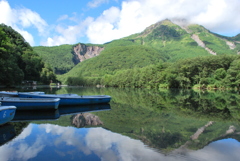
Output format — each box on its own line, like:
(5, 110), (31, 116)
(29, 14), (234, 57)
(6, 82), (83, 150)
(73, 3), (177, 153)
(0, 87), (240, 160)
(0, 124), (239, 161)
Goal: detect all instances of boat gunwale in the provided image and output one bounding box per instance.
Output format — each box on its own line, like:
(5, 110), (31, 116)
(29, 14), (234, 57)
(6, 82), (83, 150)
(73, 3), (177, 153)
(1, 98), (60, 103)
(18, 93), (111, 99)
(0, 106), (17, 110)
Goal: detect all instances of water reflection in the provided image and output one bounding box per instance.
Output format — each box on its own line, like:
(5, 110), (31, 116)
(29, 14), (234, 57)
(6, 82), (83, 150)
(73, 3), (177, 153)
(12, 104), (111, 122)
(0, 124), (239, 161)
(0, 124), (16, 146)
(1, 87), (240, 160)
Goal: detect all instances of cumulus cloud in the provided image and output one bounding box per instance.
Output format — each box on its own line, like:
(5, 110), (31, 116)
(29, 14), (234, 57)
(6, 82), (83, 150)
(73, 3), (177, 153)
(86, 0), (240, 44)
(1, 0), (240, 46)
(41, 17), (93, 46)
(17, 8), (47, 35)
(0, 0), (47, 45)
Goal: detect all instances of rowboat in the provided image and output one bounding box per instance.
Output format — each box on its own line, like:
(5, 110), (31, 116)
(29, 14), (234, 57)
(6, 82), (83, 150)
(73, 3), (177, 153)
(18, 93), (112, 106)
(0, 97), (60, 110)
(0, 91), (18, 97)
(0, 103), (16, 125)
(0, 91), (45, 97)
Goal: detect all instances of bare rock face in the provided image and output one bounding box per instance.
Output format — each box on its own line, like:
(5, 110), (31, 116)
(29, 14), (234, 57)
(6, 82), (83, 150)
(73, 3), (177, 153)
(225, 40), (236, 50)
(73, 44), (104, 64)
(72, 113), (103, 128)
(191, 34), (217, 55)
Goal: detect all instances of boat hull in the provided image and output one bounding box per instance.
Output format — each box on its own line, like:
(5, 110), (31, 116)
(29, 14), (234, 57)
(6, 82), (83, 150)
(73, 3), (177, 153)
(18, 93), (112, 106)
(0, 91), (18, 97)
(0, 91), (45, 97)
(0, 106), (16, 125)
(1, 98), (60, 110)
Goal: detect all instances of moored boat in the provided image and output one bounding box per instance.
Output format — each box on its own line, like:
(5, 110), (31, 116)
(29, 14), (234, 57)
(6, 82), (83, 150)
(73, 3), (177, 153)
(0, 97), (60, 110)
(0, 91), (18, 97)
(0, 103), (16, 125)
(0, 91), (45, 97)
(18, 93), (112, 106)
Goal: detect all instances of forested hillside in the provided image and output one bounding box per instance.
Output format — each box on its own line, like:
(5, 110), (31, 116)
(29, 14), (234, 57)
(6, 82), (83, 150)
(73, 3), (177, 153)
(0, 24), (56, 86)
(55, 20), (240, 89)
(33, 43), (104, 74)
(2, 19), (240, 88)
(33, 45), (74, 74)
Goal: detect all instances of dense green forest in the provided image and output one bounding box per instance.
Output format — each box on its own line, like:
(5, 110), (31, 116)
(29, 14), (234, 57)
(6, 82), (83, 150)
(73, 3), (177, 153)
(0, 24), (56, 86)
(64, 53), (240, 89)
(33, 43), (105, 74)
(33, 45), (75, 74)
(2, 19), (240, 88)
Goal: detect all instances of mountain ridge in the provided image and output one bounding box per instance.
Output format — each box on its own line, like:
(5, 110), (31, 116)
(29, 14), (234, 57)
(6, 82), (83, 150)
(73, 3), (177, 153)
(33, 19), (240, 86)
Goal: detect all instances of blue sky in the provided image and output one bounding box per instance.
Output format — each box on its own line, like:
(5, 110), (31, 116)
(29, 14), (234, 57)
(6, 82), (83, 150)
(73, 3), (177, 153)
(1, 0), (240, 46)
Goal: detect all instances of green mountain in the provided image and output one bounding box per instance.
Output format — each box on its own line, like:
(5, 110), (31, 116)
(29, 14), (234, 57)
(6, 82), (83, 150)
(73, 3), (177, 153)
(66, 20), (239, 74)
(0, 24), (56, 86)
(33, 43), (104, 74)
(33, 44), (74, 74)
(32, 20), (240, 88)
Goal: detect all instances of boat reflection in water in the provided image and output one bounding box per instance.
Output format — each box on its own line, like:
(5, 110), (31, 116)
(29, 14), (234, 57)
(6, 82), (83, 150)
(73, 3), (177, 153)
(58, 103), (111, 116)
(11, 103), (111, 122)
(12, 109), (60, 121)
(0, 124), (16, 146)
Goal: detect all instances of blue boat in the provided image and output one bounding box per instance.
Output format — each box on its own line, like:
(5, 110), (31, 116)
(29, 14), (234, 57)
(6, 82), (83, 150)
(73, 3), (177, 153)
(0, 97), (60, 110)
(0, 91), (45, 97)
(0, 103), (16, 125)
(0, 91), (18, 97)
(18, 93), (112, 106)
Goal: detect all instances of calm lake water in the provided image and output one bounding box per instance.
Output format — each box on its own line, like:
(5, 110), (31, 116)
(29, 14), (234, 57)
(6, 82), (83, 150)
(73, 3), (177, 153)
(0, 86), (240, 161)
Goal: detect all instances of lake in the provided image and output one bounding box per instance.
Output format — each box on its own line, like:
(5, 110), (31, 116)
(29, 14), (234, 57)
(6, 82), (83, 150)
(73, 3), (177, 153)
(0, 86), (240, 161)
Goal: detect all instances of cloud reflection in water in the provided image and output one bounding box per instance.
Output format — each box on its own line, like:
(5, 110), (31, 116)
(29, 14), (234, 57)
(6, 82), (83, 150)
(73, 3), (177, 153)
(0, 123), (239, 161)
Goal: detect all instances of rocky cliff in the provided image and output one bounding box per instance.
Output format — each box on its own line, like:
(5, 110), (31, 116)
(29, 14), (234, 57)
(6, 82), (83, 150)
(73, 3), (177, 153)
(72, 44), (104, 64)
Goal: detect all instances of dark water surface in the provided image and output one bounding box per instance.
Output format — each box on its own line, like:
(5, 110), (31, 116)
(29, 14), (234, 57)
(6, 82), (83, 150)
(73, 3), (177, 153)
(0, 86), (240, 161)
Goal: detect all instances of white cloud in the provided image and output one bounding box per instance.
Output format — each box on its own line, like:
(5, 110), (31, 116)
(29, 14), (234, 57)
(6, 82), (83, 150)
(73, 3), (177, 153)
(57, 15), (69, 22)
(0, 0), (16, 25)
(0, 0), (47, 46)
(41, 17), (93, 46)
(87, 0), (110, 8)
(1, 0), (240, 46)
(85, 0), (240, 44)
(17, 8), (47, 35)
